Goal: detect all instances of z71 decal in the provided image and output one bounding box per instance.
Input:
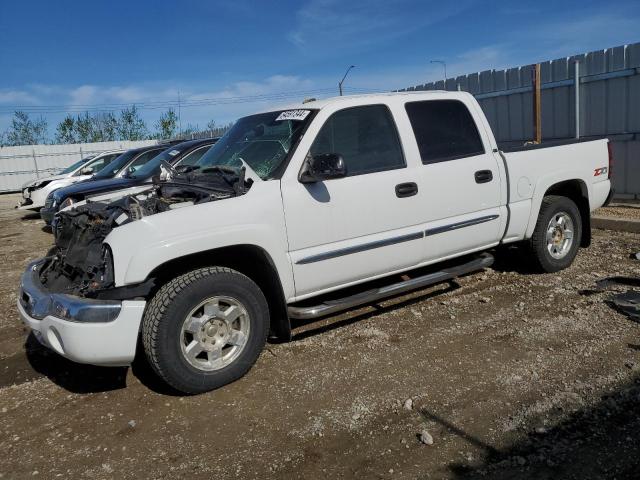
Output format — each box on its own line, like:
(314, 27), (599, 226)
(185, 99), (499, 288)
(594, 167), (608, 176)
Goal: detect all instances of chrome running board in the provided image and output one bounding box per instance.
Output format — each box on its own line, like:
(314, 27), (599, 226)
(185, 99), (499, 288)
(287, 253), (494, 320)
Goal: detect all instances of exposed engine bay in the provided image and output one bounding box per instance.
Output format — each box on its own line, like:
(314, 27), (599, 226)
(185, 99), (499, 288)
(39, 168), (251, 298)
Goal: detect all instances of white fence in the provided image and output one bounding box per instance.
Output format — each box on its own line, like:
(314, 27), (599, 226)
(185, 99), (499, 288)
(0, 140), (158, 192)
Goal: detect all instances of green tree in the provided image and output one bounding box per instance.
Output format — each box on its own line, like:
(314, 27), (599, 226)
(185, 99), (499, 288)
(55, 115), (77, 144)
(74, 112), (95, 143)
(118, 106), (148, 140)
(5, 111), (48, 145)
(91, 112), (118, 142)
(155, 108), (178, 139)
(206, 119), (217, 131)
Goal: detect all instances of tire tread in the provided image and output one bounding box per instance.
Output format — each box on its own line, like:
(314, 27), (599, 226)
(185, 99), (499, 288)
(141, 267), (266, 393)
(529, 195), (581, 273)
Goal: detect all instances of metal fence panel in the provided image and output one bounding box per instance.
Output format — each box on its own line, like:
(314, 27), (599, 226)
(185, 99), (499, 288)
(399, 41), (640, 197)
(0, 140), (158, 192)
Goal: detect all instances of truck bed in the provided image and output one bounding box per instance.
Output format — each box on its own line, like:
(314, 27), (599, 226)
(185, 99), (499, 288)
(499, 137), (604, 153)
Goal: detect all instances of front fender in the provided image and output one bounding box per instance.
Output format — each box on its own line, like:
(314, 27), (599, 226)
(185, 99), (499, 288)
(104, 181), (295, 300)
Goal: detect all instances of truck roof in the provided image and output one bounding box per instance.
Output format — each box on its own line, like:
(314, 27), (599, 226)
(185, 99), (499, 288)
(271, 90), (473, 112)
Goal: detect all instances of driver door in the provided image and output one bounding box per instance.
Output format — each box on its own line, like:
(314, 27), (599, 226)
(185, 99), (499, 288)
(281, 104), (424, 298)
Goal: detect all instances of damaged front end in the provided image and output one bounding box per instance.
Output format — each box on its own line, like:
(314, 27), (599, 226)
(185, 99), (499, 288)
(43, 169), (250, 299)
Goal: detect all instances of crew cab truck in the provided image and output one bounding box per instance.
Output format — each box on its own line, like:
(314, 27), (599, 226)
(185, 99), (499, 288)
(18, 92), (613, 394)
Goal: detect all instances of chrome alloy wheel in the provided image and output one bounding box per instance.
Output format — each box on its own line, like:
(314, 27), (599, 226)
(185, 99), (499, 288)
(546, 212), (574, 259)
(180, 296), (250, 371)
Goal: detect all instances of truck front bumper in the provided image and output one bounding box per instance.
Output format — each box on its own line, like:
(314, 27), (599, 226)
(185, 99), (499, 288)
(18, 259), (146, 366)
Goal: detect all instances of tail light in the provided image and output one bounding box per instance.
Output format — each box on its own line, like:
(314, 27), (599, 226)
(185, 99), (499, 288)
(607, 141), (613, 179)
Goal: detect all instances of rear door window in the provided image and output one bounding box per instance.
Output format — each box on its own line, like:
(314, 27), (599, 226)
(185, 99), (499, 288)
(405, 100), (485, 164)
(126, 149), (163, 172)
(179, 145), (212, 166)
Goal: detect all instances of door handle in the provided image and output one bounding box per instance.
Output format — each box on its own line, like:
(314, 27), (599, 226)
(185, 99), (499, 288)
(395, 182), (418, 198)
(474, 170), (493, 184)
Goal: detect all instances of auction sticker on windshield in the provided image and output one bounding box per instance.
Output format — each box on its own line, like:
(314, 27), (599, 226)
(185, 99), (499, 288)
(275, 110), (310, 121)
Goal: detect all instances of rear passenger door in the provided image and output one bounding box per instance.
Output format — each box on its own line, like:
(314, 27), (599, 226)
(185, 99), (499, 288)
(282, 104), (424, 297)
(403, 99), (503, 261)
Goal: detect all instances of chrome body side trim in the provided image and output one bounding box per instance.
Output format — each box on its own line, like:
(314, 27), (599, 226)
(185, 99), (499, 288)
(425, 214), (499, 237)
(295, 231), (424, 265)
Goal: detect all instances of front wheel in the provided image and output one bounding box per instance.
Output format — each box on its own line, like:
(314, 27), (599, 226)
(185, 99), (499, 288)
(141, 267), (269, 394)
(529, 195), (582, 273)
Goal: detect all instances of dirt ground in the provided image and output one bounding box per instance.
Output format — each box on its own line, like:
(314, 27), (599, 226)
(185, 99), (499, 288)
(1, 192), (640, 480)
(595, 203), (640, 220)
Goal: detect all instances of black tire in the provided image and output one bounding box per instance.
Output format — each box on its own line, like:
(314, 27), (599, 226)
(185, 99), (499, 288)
(529, 195), (582, 273)
(141, 267), (268, 394)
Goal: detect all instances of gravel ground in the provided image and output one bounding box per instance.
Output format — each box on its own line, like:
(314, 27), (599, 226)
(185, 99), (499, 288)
(595, 203), (640, 220)
(1, 192), (640, 479)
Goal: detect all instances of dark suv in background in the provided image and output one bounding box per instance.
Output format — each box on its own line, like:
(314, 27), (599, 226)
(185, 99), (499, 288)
(41, 138), (218, 227)
(40, 142), (179, 224)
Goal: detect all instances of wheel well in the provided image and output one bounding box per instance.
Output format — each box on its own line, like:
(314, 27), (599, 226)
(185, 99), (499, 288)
(147, 245), (291, 342)
(544, 179), (591, 247)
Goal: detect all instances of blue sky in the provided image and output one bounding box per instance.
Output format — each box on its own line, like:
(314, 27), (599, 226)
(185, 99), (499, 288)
(1, 0), (639, 136)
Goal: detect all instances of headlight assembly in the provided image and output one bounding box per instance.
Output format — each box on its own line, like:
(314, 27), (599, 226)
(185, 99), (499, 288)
(59, 197), (75, 211)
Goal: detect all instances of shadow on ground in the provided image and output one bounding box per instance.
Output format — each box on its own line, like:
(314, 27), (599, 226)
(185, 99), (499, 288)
(24, 333), (184, 395)
(24, 333), (128, 393)
(439, 372), (640, 479)
(490, 244), (539, 275)
(290, 282), (460, 341)
(18, 212), (41, 220)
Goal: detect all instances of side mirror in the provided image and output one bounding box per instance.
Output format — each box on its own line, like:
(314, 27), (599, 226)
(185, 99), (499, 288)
(299, 153), (347, 183)
(80, 166), (93, 175)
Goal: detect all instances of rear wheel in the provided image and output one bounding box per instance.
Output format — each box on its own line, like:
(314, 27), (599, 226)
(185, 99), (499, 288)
(141, 267), (268, 394)
(529, 195), (582, 273)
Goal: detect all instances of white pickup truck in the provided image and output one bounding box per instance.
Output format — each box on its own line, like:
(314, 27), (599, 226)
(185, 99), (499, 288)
(18, 92), (613, 394)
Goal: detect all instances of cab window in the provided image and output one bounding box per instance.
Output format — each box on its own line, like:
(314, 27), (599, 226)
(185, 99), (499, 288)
(405, 100), (485, 164)
(309, 105), (405, 176)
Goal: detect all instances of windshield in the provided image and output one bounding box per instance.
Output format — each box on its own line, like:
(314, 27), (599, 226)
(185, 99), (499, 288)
(126, 145), (188, 179)
(59, 157), (92, 174)
(196, 110), (314, 180)
(92, 150), (139, 179)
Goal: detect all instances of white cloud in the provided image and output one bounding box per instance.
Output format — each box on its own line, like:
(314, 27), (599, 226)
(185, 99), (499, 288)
(68, 85), (99, 105)
(0, 89), (38, 105)
(522, 13), (640, 58)
(288, 0), (475, 54)
(188, 75), (315, 101)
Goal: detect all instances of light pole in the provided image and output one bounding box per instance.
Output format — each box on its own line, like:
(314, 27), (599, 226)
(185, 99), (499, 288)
(338, 65), (356, 96)
(430, 60), (447, 85)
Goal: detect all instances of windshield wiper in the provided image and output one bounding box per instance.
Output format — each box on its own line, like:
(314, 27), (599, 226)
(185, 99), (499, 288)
(200, 165), (237, 175)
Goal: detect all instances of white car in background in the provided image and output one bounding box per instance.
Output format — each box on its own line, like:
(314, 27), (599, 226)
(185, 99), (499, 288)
(17, 150), (125, 211)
